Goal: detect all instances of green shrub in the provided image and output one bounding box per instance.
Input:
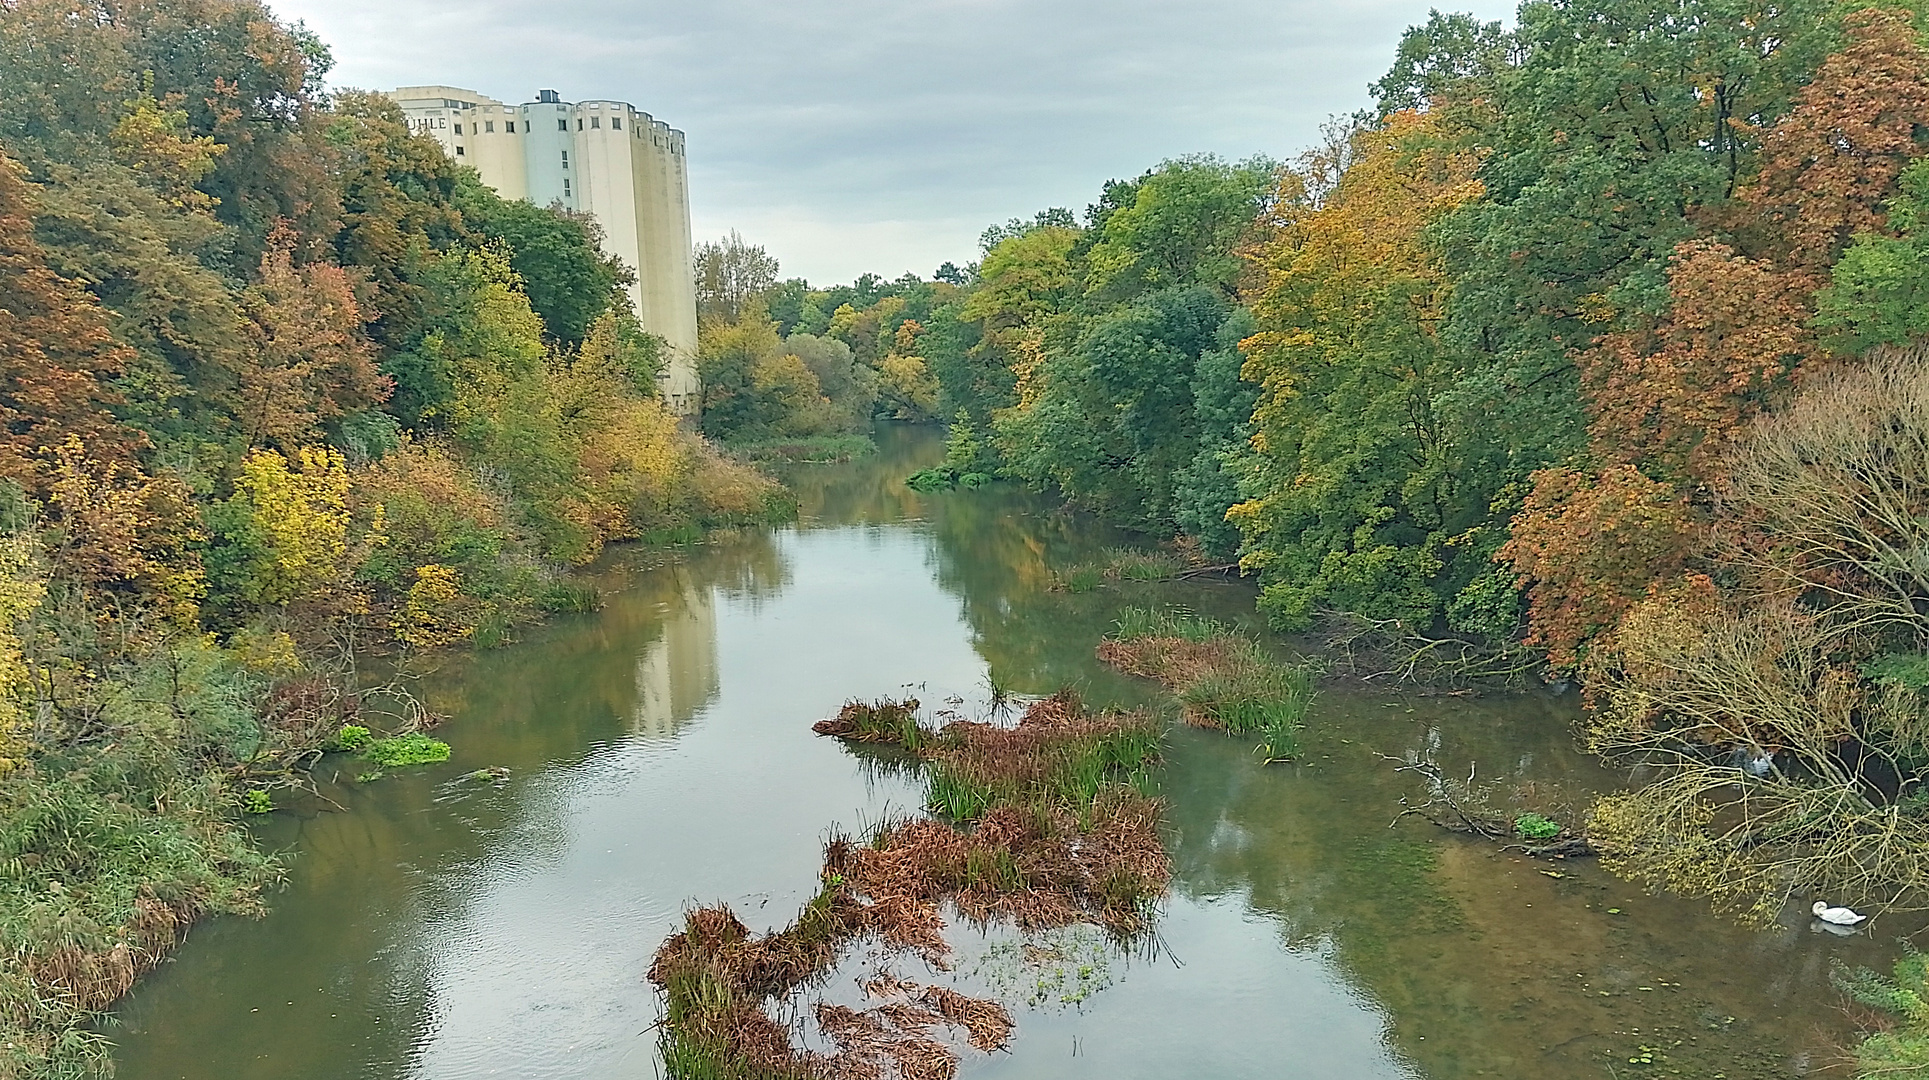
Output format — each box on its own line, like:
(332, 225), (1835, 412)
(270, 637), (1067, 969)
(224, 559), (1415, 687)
(243, 789), (274, 814)
(362, 734), (452, 768)
(905, 467), (956, 492)
(1514, 813), (1562, 840)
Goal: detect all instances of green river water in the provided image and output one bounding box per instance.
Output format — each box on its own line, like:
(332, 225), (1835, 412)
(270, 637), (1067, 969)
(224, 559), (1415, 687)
(111, 425), (1893, 1079)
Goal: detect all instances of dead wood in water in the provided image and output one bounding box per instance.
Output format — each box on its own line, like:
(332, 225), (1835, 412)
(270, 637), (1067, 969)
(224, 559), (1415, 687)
(1384, 756), (1596, 859)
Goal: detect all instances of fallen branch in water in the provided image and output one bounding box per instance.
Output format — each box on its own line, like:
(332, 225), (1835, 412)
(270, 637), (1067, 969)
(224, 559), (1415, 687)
(1382, 755), (1595, 858)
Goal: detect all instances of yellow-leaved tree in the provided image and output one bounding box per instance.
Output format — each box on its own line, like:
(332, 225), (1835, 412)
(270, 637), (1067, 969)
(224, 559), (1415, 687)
(230, 446), (356, 607)
(0, 533), (46, 773)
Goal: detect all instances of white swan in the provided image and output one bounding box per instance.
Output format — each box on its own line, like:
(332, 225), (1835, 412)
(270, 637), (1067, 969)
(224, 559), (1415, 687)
(1813, 901), (1868, 926)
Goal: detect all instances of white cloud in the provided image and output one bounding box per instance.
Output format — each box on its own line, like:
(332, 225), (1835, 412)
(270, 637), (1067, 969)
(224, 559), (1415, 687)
(276, 0), (1516, 283)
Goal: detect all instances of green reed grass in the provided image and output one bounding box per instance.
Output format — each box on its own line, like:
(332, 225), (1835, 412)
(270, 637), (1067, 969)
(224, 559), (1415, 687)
(1111, 605), (1226, 642)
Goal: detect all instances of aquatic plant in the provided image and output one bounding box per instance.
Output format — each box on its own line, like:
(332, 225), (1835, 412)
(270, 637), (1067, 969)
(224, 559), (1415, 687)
(655, 692), (1171, 1079)
(243, 789), (274, 814)
(1100, 608), (1318, 764)
(813, 698), (926, 751)
(536, 581), (602, 614)
(728, 433), (877, 464)
(905, 466), (958, 492)
(329, 723), (372, 752)
(361, 734), (452, 768)
(1515, 813), (1562, 840)
(1110, 605), (1226, 642)
(1055, 565), (1105, 593)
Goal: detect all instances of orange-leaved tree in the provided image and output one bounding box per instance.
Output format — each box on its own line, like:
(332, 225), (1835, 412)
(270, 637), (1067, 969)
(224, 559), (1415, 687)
(0, 152), (143, 488)
(236, 226), (389, 450)
(1502, 6), (1929, 668)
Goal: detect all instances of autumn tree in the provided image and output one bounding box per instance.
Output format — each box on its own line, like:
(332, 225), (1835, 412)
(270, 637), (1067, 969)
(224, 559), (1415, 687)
(0, 153), (143, 487)
(1577, 240), (1816, 484)
(1731, 7), (1929, 272)
(1503, 7), (1929, 665)
(694, 230), (780, 323)
(1231, 110), (1493, 629)
(236, 228), (388, 449)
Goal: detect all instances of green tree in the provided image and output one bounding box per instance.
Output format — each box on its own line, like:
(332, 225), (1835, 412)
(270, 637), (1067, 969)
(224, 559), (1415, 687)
(458, 174), (627, 344)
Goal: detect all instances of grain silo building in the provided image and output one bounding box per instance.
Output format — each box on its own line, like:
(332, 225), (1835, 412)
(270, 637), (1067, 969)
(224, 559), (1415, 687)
(385, 85), (700, 415)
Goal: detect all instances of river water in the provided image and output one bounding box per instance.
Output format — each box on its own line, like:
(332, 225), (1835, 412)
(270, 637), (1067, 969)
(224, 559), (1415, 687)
(113, 425), (1893, 1079)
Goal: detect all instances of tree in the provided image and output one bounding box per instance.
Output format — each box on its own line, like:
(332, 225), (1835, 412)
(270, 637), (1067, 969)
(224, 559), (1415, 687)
(1731, 7), (1929, 273)
(321, 90), (468, 352)
(1819, 158), (1929, 351)
(1081, 155), (1278, 302)
(1371, 10), (1511, 116)
(236, 228), (388, 450)
(577, 305), (665, 396)
(0, 153), (143, 487)
(694, 230), (779, 324)
(1432, 0), (1835, 480)
(1722, 346), (1929, 640)
(1232, 110), (1495, 630)
(1498, 465), (1696, 671)
(457, 174), (628, 344)
(1577, 240), (1815, 485)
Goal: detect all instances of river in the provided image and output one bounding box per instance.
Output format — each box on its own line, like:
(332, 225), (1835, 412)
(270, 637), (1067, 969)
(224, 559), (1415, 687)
(112, 425), (1888, 1079)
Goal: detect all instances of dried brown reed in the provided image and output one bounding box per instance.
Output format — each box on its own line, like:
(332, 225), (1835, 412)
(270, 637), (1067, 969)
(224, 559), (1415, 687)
(650, 691), (1167, 1079)
(1096, 636), (1252, 727)
(23, 894), (197, 1015)
(1095, 636), (1237, 687)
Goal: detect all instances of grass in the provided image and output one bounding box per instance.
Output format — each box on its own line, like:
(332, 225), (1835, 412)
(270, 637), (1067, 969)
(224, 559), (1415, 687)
(0, 748), (282, 1077)
(728, 433), (877, 464)
(1101, 606), (1318, 764)
(1111, 604), (1227, 642)
(536, 580), (602, 614)
(1051, 549), (1189, 593)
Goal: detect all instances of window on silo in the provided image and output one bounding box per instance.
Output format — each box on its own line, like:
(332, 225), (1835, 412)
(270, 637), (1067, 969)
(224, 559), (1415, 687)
(485, 121), (494, 132)
(454, 123), (463, 134)
(577, 118), (583, 130)
(558, 119), (567, 131)
(455, 146), (464, 155)
(561, 150), (569, 168)
(563, 178), (570, 195)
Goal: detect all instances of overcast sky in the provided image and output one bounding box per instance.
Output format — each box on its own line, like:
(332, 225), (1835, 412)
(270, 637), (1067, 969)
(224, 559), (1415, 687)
(271, 0), (1515, 284)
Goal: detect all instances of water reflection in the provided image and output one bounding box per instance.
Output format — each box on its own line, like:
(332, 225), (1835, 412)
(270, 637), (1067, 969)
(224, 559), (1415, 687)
(632, 564), (717, 738)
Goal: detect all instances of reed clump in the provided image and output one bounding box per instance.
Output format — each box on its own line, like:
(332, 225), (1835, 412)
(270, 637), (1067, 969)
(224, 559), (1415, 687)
(650, 692), (1170, 1079)
(1099, 606), (1317, 762)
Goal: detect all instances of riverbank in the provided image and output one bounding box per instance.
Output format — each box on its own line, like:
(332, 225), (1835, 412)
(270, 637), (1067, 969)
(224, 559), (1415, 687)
(0, 438), (793, 1080)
